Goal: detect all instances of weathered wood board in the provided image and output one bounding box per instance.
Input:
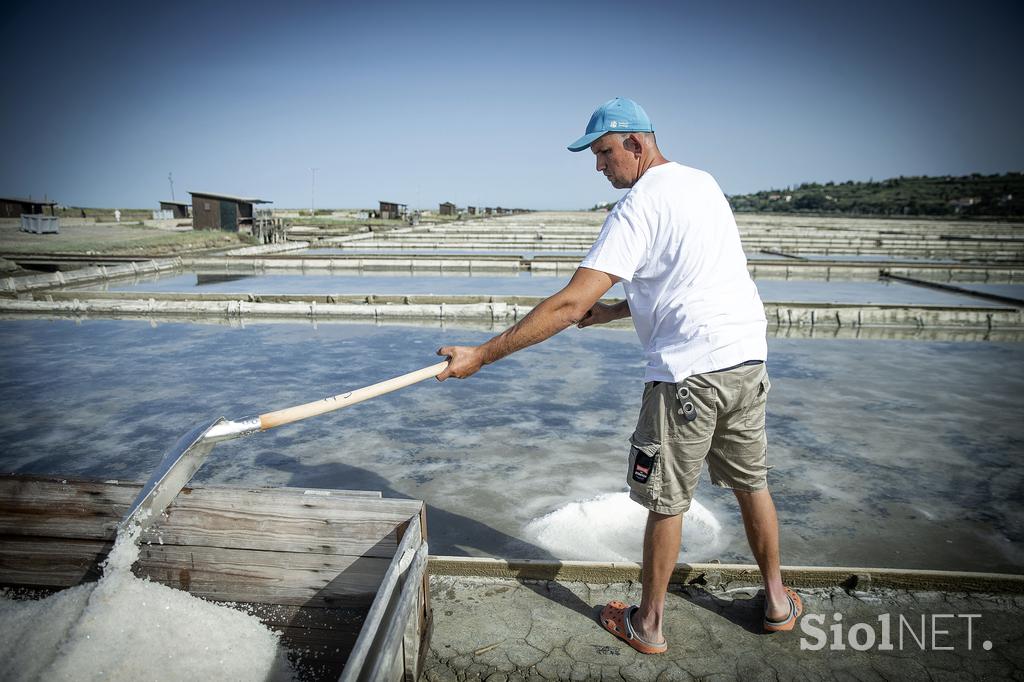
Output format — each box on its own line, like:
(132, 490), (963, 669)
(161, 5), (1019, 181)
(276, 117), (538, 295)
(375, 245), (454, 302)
(0, 475), (430, 681)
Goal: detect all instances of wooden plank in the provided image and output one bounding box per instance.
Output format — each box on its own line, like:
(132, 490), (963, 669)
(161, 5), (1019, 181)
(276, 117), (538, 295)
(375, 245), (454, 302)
(222, 601), (367, 634)
(362, 545), (429, 681)
(0, 537), (391, 606)
(0, 476), (422, 558)
(0, 478), (131, 540)
(416, 503), (432, 653)
(403, 504), (431, 682)
(340, 515), (421, 682)
(142, 498), (409, 557)
(216, 602), (365, 681)
(0, 536), (109, 587)
(403, 556), (426, 681)
(0, 474), (429, 675)
(0, 476), (406, 516)
(135, 544), (391, 606)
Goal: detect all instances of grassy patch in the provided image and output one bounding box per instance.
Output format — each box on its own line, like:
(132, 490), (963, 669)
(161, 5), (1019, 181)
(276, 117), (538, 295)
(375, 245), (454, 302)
(0, 224), (254, 255)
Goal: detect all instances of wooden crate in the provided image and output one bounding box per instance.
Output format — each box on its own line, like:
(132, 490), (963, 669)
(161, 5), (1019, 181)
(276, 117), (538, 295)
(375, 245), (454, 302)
(0, 475), (431, 681)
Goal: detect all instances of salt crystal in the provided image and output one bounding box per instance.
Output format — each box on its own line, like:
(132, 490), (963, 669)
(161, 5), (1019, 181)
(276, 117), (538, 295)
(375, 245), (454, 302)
(525, 492), (727, 561)
(0, 523), (296, 681)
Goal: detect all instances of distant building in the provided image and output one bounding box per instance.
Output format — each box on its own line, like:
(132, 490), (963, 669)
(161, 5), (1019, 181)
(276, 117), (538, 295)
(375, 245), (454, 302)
(189, 191), (271, 231)
(439, 201), (456, 216)
(159, 200), (192, 219)
(467, 206), (477, 215)
(484, 207), (493, 215)
(379, 201), (408, 220)
(949, 197), (982, 212)
(0, 196), (56, 218)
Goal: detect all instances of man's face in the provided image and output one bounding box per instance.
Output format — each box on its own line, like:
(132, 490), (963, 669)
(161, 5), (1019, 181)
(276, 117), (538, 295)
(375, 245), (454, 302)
(591, 133), (638, 189)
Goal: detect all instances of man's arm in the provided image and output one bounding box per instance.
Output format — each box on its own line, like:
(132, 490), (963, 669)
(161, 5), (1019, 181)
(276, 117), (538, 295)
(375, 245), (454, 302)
(436, 267), (619, 380)
(577, 299), (631, 328)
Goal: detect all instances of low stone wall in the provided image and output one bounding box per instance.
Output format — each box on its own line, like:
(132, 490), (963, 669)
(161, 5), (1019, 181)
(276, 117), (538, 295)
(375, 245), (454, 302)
(428, 556), (1024, 593)
(2, 295), (1021, 330)
(0, 258), (182, 293)
(184, 256), (524, 271)
(222, 241), (311, 257)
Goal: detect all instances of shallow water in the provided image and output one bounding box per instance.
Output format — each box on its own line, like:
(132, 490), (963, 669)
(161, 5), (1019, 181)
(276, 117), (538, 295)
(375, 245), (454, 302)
(75, 271), (994, 306)
(0, 319), (1021, 572)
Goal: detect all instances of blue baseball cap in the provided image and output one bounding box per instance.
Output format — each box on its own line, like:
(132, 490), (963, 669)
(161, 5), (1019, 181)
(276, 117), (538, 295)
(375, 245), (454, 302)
(567, 97), (654, 152)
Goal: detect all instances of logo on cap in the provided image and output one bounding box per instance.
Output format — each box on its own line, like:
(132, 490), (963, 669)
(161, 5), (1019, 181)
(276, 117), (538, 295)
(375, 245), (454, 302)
(567, 97), (654, 152)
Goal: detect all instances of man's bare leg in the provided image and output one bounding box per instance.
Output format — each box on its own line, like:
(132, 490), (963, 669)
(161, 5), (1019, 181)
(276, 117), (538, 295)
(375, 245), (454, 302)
(734, 488), (790, 620)
(631, 510), (682, 643)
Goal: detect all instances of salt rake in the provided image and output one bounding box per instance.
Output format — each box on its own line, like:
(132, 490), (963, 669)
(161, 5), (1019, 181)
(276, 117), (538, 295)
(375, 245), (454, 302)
(119, 360), (449, 534)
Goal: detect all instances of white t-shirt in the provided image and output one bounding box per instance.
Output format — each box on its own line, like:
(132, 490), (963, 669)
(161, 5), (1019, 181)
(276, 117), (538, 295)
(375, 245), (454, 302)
(580, 162), (767, 383)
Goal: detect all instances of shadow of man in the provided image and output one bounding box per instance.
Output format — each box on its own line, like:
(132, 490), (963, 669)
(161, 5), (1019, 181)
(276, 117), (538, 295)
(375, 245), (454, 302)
(261, 451), (597, 621)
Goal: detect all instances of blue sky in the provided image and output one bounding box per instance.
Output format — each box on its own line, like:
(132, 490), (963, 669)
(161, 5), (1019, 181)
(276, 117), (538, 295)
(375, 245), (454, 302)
(1, 0), (1021, 210)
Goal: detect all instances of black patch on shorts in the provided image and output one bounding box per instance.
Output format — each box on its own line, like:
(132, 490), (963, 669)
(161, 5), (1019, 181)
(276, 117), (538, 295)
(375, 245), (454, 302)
(632, 450), (656, 483)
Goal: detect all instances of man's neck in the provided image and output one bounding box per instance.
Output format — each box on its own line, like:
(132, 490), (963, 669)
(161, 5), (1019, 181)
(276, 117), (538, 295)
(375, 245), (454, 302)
(634, 153), (670, 185)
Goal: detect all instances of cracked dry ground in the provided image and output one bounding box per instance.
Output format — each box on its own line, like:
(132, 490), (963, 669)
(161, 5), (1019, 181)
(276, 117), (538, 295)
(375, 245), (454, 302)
(422, 577), (1024, 681)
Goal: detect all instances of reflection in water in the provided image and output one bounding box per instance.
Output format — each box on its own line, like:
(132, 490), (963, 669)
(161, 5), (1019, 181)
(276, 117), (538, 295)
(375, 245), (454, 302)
(0, 320), (1021, 572)
(194, 274), (257, 286)
(955, 283), (1024, 302)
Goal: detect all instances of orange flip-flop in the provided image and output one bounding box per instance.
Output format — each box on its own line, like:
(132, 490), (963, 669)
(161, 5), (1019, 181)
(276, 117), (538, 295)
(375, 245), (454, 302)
(599, 601), (668, 655)
(763, 588), (803, 633)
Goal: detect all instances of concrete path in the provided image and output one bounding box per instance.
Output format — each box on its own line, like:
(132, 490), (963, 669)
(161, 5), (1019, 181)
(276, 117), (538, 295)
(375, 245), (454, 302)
(423, 576), (1023, 681)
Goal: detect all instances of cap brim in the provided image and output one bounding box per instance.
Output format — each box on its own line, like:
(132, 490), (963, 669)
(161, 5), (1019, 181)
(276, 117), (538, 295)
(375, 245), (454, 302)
(567, 131), (607, 152)
(567, 127), (653, 152)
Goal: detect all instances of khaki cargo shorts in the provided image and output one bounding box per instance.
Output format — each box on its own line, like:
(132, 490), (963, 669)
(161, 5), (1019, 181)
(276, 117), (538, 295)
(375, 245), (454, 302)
(627, 361), (771, 515)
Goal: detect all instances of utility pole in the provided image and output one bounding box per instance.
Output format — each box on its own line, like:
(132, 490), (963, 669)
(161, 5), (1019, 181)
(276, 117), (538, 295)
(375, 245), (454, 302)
(168, 172), (175, 201)
(311, 167), (318, 217)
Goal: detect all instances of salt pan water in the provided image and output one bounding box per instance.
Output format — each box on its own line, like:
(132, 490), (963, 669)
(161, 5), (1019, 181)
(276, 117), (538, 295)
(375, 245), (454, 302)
(0, 319), (1020, 573)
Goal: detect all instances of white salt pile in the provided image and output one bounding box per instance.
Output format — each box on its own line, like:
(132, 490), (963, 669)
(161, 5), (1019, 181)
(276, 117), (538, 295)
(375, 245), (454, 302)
(525, 491), (727, 561)
(0, 525), (295, 682)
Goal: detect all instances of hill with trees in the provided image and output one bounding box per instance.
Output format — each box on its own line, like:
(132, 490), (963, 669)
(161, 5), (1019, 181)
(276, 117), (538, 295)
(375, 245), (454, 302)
(726, 172), (1023, 218)
(589, 172), (1023, 217)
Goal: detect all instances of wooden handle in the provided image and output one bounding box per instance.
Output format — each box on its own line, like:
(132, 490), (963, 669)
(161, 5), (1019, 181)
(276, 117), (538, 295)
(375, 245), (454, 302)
(258, 360), (449, 431)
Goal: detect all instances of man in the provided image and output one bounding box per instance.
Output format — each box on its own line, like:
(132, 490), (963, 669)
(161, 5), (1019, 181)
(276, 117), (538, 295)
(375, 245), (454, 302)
(436, 97), (801, 654)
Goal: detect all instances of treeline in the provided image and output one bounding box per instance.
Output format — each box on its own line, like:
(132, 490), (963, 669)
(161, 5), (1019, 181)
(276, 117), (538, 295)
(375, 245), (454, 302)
(727, 172), (1024, 217)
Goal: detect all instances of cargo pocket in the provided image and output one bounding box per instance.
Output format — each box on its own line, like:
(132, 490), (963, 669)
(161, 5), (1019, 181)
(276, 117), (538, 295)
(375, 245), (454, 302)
(667, 384), (717, 443)
(626, 437), (662, 502)
(743, 373), (771, 430)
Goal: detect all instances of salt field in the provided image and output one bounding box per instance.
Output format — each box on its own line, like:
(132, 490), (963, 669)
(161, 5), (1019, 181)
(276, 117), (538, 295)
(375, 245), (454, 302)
(71, 269), (1003, 305)
(1, 318), (1021, 573)
(6, 0), (1024, 671)
(2, 209), (1022, 681)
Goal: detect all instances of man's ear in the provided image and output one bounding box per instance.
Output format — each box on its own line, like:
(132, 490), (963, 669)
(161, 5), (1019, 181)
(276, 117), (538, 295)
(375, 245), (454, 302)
(623, 133), (643, 156)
